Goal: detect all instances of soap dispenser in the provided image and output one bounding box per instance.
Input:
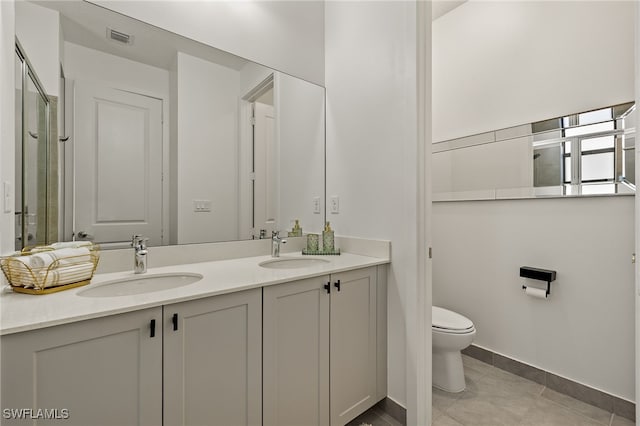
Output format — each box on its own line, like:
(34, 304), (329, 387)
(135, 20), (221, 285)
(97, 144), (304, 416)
(322, 222), (334, 252)
(288, 219), (302, 237)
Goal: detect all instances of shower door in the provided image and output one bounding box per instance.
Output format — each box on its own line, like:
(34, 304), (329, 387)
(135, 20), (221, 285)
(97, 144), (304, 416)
(15, 42), (50, 250)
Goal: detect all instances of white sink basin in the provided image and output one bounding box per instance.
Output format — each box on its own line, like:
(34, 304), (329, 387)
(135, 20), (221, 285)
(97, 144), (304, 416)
(259, 257), (330, 269)
(78, 273), (203, 297)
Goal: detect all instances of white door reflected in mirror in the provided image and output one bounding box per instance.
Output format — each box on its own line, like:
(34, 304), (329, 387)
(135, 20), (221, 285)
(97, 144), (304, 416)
(74, 82), (163, 246)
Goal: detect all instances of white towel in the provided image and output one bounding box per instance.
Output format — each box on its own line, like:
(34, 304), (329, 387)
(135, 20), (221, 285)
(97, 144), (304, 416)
(2, 256), (37, 288)
(9, 255), (33, 268)
(30, 247), (92, 268)
(49, 241), (93, 250)
(39, 262), (95, 288)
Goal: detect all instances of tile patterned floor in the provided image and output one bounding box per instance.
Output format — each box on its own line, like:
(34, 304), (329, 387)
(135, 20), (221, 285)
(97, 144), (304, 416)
(432, 355), (635, 426)
(345, 354), (634, 426)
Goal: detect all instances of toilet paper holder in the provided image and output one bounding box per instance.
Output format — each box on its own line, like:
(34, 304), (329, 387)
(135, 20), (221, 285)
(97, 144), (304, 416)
(520, 266), (556, 296)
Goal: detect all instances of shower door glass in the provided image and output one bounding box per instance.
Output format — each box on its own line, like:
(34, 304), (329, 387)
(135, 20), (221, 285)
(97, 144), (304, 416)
(15, 43), (50, 250)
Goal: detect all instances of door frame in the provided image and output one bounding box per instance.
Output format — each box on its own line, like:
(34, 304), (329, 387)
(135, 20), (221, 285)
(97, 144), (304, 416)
(238, 73), (275, 240)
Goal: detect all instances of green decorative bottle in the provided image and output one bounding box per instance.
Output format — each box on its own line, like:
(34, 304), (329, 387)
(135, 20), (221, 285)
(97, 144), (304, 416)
(322, 222), (334, 252)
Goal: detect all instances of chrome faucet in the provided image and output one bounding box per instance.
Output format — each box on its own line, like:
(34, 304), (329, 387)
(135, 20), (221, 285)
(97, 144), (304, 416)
(271, 231), (287, 257)
(131, 235), (149, 274)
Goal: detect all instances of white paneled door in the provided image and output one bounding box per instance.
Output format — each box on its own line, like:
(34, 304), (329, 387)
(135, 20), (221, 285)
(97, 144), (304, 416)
(73, 82), (163, 246)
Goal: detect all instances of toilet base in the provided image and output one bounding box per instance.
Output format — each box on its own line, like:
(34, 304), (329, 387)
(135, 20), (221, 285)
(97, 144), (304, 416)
(432, 349), (466, 393)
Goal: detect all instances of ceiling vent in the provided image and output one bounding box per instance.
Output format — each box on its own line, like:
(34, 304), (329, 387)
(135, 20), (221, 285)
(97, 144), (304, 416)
(107, 28), (134, 46)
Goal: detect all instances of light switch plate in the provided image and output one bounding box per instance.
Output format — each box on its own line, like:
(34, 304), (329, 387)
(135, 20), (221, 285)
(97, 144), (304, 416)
(193, 200), (212, 212)
(312, 197), (321, 214)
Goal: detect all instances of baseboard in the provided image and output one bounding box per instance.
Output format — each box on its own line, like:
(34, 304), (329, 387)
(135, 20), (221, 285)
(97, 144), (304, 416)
(462, 344), (636, 422)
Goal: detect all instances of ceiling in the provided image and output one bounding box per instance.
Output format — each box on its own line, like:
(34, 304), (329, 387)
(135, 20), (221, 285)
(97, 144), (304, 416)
(33, 0), (247, 71)
(35, 0), (467, 70)
(432, 0), (467, 20)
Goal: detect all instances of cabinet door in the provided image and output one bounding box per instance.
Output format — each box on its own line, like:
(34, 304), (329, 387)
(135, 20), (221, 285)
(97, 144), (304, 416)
(1, 308), (162, 426)
(163, 288), (262, 426)
(263, 276), (330, 426)
(330, 267), (378, 426)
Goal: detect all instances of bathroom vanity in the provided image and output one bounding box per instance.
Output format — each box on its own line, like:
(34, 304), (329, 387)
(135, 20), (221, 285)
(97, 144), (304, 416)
(0, 245), (389, 426)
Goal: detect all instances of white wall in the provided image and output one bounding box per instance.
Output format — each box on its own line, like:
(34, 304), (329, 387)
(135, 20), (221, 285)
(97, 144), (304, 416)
(64, 42), (169, 97)
(0, 0), (16, 256)
(14, 1), (60, 97)
(175, 52), (239, 244)
(325, 1), (426, 421)
(89, 0), (325, 86)
(433, 197), (635, 401)
(433, 1), (635, 142)
(277, 73), (325, 235)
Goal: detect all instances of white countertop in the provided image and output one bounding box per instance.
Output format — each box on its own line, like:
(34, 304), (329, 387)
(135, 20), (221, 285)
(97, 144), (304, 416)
(0, 252), (389, 335)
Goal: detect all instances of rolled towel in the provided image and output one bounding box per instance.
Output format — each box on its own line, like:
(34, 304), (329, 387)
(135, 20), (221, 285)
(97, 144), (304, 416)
(8, 255), (33, 268)
(30, 247), (92, 268)
(28, 252), (57, 269)
(54, 247), (93, 266)
(40, 262), (95, 288)
(50, 241), (93, 250)
(2, 256), (37, 288)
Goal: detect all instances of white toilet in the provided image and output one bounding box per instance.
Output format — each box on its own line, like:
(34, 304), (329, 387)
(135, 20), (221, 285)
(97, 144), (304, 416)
(432, 306), (476, 393)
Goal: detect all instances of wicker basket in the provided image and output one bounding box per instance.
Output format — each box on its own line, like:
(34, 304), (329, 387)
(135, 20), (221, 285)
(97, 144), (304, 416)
(0, 244), (100, 295)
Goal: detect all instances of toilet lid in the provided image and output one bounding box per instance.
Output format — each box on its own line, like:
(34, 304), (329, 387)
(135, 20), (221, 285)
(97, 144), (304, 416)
(432, 306), (474, 331)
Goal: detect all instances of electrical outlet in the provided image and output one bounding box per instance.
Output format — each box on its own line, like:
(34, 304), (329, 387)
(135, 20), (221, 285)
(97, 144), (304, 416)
(330, 196), (339, 214)
(312, 197), (321, 214)
(193, 200), (212, 212)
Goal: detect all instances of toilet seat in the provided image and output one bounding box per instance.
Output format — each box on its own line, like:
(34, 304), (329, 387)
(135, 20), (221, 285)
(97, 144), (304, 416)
(432, 306), (475, 334)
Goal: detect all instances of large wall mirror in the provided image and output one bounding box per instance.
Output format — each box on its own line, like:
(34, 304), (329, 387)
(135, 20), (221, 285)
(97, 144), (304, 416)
(16, 0), (325, 248)
(433, 102), (636, 201)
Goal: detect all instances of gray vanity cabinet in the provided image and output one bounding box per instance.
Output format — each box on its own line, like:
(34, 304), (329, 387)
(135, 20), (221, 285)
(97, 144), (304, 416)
(0, 307), (163, 426)
(163, 288), (262, 426)
(263, 266), (384, 426)
(1, 288), (262, 426)
(1, 266), (385, 426)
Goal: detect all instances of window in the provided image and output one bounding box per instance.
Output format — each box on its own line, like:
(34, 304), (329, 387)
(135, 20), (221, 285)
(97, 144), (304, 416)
(533, 103), (635, 189)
